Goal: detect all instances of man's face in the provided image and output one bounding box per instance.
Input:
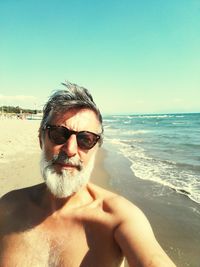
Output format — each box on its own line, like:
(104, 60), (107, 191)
(40, 108), (101, 198)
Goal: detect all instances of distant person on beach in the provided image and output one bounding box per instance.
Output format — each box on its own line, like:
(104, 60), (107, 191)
(0, 82), (176, 267)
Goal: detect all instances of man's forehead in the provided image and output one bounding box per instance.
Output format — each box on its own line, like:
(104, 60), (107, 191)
(49, 108), (99, 125)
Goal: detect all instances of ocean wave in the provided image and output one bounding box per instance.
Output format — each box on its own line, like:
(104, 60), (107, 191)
(103, 119), (117, 123)
(172, 122), (186, 125)
(131, 157), (200, 204)
(175, 115), (185, 118)
(175, 188), (200, 204)
(111, 115), (127, 119)
(123, 120), (131, 124)
(159, 159), (200, 172)
(137, 115), (174, 119)
(122, 129), (151, 135)
(108, 139), (200, 204)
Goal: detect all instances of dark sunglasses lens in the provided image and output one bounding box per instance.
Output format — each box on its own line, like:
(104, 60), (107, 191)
(48, 127), (68, 145)
(47, 126), (99, 149)
(77, 132), (99, 149)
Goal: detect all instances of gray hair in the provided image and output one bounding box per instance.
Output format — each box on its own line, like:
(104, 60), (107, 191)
(39, 81), (103, 141)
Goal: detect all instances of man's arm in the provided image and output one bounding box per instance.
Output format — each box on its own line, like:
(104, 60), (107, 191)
(113, 198), (176, 267)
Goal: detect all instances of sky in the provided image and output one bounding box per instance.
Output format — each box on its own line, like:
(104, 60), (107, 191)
(0, 0), (200, 114)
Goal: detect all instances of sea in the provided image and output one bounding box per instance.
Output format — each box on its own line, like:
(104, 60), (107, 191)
(103, 113), (200, 204)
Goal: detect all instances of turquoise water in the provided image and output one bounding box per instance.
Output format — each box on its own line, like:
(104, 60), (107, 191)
(103, 113), (200, 204)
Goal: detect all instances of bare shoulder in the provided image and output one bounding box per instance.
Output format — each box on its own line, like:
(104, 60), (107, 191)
(0, 189), (24, 234)
(0, 184), (47, 237)
(0, 184), (44, 224)
(0, 188), (26, 214)
(0, 183), (44, 204)
(88, 183), (142, 218)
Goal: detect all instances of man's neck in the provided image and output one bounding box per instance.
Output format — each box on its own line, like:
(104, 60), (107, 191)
(40, 184), (94, 216)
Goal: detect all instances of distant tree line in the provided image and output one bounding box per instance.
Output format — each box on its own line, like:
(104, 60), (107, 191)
(0, 106), (42, 114)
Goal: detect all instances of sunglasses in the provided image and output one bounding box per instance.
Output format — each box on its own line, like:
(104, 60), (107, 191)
(45, 125), (101, 150)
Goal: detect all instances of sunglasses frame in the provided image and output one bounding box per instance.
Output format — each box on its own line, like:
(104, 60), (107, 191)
(44, 124), (101, 150)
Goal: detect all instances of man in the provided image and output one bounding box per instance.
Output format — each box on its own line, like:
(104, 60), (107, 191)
(0, 82), (176, 267)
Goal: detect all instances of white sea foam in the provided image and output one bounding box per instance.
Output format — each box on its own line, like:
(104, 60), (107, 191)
(108, 138), (200, 204)
(172, 122), (185, 125)
(112, 115), (126, 118)
(175, 115), (185, 118)
(122, 130), (150, 135)
(103, 119), (117, 123)
(138, 115), (174, 119)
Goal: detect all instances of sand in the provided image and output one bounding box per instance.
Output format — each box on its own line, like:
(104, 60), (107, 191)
(1, 119), (200, 267)
(0, 119), (41, 195)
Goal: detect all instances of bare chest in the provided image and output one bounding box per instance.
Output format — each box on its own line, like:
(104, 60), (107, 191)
(0, 221), (123, 267)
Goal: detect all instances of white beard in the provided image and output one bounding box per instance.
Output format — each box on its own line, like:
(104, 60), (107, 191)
(40, 150), (96, 198)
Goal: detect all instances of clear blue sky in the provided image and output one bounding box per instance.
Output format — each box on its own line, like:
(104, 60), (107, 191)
(0, 0), (200, 114)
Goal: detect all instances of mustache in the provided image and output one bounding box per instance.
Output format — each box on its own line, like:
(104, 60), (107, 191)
(50, 151), (83, 171)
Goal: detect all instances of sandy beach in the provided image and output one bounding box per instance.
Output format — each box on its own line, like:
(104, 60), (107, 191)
(0, 119), (200, 267)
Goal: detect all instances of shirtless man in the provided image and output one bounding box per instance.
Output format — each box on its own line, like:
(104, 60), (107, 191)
(0, 82), (176, 267)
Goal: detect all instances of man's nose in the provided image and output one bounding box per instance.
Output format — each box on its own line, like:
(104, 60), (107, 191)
(61, 134), (78, 157)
